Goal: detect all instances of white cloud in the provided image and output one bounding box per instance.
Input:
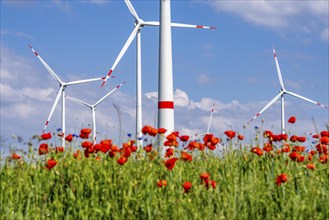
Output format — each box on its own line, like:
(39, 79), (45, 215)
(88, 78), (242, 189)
(202, 0), (329, 43)
(174, 89), (189, 107)
(198, 74), (210, 85)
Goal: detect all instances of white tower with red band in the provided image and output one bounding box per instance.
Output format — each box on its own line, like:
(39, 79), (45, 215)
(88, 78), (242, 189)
(158, 0), (174, 137)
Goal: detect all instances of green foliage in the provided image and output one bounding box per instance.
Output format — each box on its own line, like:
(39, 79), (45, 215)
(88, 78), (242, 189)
(1, 147), (329, 219)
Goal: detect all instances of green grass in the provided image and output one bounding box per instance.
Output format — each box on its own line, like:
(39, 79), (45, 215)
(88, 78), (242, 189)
(1, 143), (328, 219)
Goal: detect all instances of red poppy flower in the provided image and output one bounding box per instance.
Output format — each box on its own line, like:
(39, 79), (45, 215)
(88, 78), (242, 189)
(39, 143), (49, 155)
(309, 150), (316, 155)
(306, 163), (315, 170)
(289, 151), (299, 161)
(144, 144), (152, 153)
(100, 139), (113, 146)
(81, 141), (93, 148)
(117, 156), (127, 165)
(166, 133), (177, 142)
(320, 136), (329, 145)
(200, 172), (210, 181)
(122, 148), (132, 158)
(207, 144), (216, 151)
(165, 148), (175, 158)
(251, 147), (263, 156)
(80, 128), (92, 135)
(204, 179), (216, 190)
(73, 150), (81, 159)
(297, 155), (305, 163)
(293, 146), (306, 152)
(109, 151), (117, 158)
(180, 135), (190, 142)
(263, 143), (273, 152)
(282, 146), (290, 153)
(316, 144), (328, 155)
(55, 146), (64, 153)
(288, 116), (296, 123)
(172, 131), (180, 137)
(41, 132), (52, 140)
(181, 151), (192, 162)
(57, 132), (64, 137)
(130, 145), (137, 152)
(290, 135), (298, 142)
(158, 128), (167, 134)
(97, 143), (111, 154)
(297, 136), (306, 143)
(224, 130), (236, 139)
(142, 125), (158, 137)
(263, 130), (273, 139)
(320, 131), (329, 137)
(111, 144), (120, 152)
(11, 153), (21, 160)
(95, 156), (101, 161)
(65, 134), (73, 142)
(165, 158), (178, 170)
(319, 154), (328, 164)
(279, 133), (288, 141)
(276, 173), (288, 186)
(157, 179), (167, 188)
(312, 134), (319, 139)
(182, 181), (192, 193)
(237, 134), (244, 141)
(46, 158), (57, 170)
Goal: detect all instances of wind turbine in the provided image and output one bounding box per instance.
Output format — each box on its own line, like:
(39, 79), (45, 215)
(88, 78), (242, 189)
(29, 45), (113, 147)
(66, 81), (126, 143)
(101, 0), (215, 147)
(206, 101), (216, 134)
(249, 48), (328, 134)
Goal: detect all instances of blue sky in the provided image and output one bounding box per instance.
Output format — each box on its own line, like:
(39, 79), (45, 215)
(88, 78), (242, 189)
(1, 0), (328, 148)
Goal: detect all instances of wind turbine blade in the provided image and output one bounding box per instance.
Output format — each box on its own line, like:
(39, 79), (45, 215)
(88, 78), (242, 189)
(206, 101), (215, 134)
(101, 25), (140, 87)
(28, 45), (63, 84)
(65, 77), (108, 86)
(124, 0), (140, 21)
(42, 87), (63, 133)
(250, 92), (283, 122)
(273, 48), (285, 90)
(286, 91), (329, 109)
(171, 22), (216, 29)
(65, 95), (92, 108)
(143, 21), (160, 26)
(95, 81), (126, 106)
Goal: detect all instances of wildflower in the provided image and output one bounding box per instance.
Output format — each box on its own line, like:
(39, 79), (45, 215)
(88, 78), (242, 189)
(117, 157), (127, 165)
(142, 125), (158, 137)
(316, 144), (328, 155)
(204, 179), (216, 190)
(224, 130), (236, 139)
(111, 144), (120, 152)
(46, 158), (57, 170)
(80, 128), (92, 135)
(81, 141), (93, 148)
(130, 145), (137, 152)
(306, 164), (315, 170)
(95, 156), (101, 161)
(73, 150), (82, 159)
(165, 148), (175, 158)
(144, 144), (153, 153)
(165, 158), (178, 170)
(276, 173), (288, 186)
(297, 155), (305, 163)
(320, 136), (329, 145)
(289, 151), (299, 161)
(237, 134), (244, 141)
(158, 128), (167, 134)
(186, 141), (199, 151)
(200, 172), (210, 181)
(263, 143), (273, 152)
(293, 146), (306, 152)
(180, 135), (190, 142)
(41, 132), (52, 140)
(65, 134), (73, 142)
(55, 146), (64, 153)
(320, 131), (329, 137)
(251, 147), (263, 156)
(39, 143), (49, 155)
(263, 130), (273, 139)
(297, 136), (306, 143)
(182, 181), (192, 193)
(288, 116), (296, 123)
(157, 179), (167, 188)
(11, 153), (21, 160)
(290, 135), (299, 142)
(319, 154), (328, 164)
(181, 151), (192, 162)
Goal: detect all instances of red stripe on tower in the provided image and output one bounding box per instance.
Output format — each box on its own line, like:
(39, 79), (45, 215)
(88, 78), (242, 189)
(158, 101), (174, 109)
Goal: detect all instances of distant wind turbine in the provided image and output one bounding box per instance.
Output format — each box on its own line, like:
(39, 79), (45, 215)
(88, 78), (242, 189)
(101, 0), (215, 147)
(249, 48), (328, 134)
(29, 45), (113, 147)
(66, 81), (126, 143)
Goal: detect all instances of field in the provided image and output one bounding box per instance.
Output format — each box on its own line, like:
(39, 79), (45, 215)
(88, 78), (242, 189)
(1, 126), (329, 219)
